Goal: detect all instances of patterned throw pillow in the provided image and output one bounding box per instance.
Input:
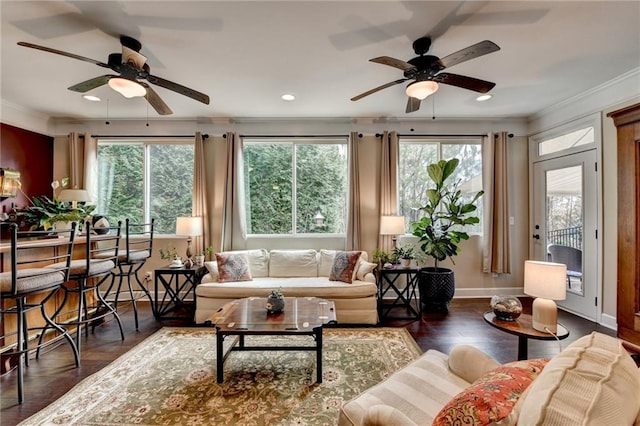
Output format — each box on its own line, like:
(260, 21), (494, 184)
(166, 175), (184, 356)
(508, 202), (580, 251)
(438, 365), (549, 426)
(432, 358), (549, 426)
(216, 252), (252, 283)
(329, 251), (361, 284)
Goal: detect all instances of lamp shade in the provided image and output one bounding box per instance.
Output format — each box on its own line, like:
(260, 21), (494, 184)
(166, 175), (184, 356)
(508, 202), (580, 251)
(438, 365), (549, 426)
(58, 189), (92, 203)
(175, 216), (203, 236)
(108, 77), (147, 98)
(380, 215), (405, 235)
(524, 260), (567, 300)
(405, 80), (439, 100)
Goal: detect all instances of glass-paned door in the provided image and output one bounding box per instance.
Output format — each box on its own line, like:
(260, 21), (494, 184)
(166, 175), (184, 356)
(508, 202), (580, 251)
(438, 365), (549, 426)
(532, 150), (598, 321)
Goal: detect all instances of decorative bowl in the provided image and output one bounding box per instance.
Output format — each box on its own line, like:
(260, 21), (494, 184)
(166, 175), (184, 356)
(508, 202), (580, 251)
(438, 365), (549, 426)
(490, 295), (522, 321)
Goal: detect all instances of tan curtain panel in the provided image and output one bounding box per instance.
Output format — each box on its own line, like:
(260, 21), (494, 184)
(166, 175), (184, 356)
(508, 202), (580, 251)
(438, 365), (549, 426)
(192, 132), (210, 255)
(482, 131), (511, 273)
(346, 131), (362, 250)
(378, 131), (400, 252)
(221, 132), (247, 251)
(68, 132), (97, 200)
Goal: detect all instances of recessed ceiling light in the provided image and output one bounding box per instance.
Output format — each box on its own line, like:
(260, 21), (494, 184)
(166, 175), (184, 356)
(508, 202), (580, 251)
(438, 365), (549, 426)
(281, 94), (295, 101)
(476, 94), (492, 102)
(82, 94), (101, 102)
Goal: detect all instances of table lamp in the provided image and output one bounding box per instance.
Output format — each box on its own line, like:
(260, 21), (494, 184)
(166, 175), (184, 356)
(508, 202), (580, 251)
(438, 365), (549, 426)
(176, 216), (203, 259)
(380, 215), (405, 247)
(58, 188), (91, 209)
(524, 260), (567, 334)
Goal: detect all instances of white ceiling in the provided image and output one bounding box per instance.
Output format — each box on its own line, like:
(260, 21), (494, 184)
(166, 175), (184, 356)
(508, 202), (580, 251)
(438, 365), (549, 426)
(1, 1), (639, 122)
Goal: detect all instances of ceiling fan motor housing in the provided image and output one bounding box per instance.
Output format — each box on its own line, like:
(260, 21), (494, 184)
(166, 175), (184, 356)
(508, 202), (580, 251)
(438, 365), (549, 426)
(405, 55), (443, 79)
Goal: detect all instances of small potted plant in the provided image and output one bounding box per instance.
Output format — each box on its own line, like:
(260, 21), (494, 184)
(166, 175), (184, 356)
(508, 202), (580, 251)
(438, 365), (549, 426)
(372, 248), (395, 268)
(392, 244), (415, 268)
(159, 244), (182, 267)
(266, 287), (285, 314)
(194, 246), (213, 267)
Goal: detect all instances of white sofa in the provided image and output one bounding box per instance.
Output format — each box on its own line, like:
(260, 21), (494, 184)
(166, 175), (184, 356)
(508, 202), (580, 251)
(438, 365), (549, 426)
(194, 249), (378, 325)
(339, 331), (640, 426)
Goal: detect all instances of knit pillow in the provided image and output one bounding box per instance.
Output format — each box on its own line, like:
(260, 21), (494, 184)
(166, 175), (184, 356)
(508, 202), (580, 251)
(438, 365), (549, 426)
(433, 358), (549, 426)
(216, 252), (252, 283)
(329, 251), (361, 283)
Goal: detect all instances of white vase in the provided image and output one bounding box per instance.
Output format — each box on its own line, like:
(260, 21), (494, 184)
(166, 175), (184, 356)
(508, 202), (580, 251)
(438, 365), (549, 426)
(400, 258), (411, 267)
(194, 255), (205, 267)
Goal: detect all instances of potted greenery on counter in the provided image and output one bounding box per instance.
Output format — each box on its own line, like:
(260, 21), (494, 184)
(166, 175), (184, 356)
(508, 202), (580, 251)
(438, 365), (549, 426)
(411, 158), (483, 312)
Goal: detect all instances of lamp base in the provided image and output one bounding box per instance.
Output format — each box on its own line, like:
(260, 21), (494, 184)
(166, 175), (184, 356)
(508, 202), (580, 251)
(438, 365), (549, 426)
(185, 237), (193, 259)
(531, 297), (558, 334)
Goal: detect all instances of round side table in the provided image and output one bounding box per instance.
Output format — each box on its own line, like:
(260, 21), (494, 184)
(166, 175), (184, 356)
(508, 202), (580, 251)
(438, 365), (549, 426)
(483, 311), (569, 360)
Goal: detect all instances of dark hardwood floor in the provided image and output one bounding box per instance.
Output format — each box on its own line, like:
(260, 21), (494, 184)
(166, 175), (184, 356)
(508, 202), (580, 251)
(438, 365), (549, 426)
(1, 298), (614, 423)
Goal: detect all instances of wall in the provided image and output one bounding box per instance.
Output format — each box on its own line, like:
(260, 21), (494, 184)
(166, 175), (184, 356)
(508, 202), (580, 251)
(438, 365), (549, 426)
(0, 123), (54, 214)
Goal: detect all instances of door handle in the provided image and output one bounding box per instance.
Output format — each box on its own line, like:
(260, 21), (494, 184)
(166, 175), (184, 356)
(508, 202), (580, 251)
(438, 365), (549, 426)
(532, 234), (540, 240)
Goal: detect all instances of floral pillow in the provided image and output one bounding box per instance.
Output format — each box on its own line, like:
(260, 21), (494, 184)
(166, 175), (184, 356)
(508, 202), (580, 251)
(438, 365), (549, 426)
(432, 358), (549, 426)
(329, 251), (361, 284)
(216, 252), (252, 283)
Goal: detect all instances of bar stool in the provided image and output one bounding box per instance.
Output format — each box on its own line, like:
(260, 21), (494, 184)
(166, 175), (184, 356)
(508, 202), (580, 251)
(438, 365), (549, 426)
(101, 218), (154, 330)
(0, 222), (80, 404)
(40, 220), (124, 355)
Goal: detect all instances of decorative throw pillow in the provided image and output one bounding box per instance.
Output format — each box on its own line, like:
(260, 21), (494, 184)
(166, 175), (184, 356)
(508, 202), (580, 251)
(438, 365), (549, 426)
(356, 260), (377, 281)
(216, 252), (252, 283)
(432, 358), (549, 426)
(329, 251), (361, 284)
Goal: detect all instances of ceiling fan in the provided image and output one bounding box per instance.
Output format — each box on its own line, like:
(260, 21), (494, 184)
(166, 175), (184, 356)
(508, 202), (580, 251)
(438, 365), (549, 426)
(351, 37), (500, 113)
(17, 35), (210, 116)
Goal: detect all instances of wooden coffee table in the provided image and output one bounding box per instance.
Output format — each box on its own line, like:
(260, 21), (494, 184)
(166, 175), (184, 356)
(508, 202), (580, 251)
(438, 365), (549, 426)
(206, 297), (337, 383)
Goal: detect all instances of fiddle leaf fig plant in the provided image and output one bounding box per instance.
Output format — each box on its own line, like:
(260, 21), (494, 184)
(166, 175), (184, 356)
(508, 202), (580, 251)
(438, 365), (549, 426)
(410, 158), (483, 270)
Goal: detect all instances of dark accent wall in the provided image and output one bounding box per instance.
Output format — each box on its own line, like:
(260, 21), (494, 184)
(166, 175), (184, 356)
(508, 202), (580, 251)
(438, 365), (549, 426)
(0, 123), (54, 212)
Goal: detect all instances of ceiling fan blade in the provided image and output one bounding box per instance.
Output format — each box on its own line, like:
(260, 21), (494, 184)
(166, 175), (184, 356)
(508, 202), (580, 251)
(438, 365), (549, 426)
(370, 56), (415, 72)
(351, 78), (408, 101)
(433, 72), (496, 93)
(141, 82), (173, 115)
(436, 40), (500, 69)
(68, 75), (115, 92)
(145, 74), (210, 105)
(17, 41), (111, 69)
(405, 96), (421, 113)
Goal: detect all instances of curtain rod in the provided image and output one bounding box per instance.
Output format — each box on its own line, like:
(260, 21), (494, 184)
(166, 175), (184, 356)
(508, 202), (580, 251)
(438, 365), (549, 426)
(396, 133), (488, 138)
(239, 134), (349, 139)
(86, 134), (209, 139)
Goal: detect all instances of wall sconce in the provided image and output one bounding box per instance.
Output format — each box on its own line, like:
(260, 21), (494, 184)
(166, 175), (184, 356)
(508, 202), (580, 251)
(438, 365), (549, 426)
(0, 168), (21, 200)
(176, 216), (203, 259)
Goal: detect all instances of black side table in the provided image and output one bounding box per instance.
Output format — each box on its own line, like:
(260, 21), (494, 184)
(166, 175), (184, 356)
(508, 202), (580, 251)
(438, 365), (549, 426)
(376, 266), (421, 320)
(153, 266), (198, 321)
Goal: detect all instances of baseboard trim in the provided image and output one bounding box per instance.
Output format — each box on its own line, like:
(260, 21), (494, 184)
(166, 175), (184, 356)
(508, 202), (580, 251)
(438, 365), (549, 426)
(599, 313), (617, 331)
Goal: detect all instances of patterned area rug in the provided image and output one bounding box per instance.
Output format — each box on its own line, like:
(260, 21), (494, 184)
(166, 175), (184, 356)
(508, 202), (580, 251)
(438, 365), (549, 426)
(20, 327), (422, 425)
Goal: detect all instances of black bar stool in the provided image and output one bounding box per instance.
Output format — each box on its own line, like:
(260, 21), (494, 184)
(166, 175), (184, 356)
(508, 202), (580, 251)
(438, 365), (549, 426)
(101, 218), (154, 330)
(0, 222), (80, 404)
(39, 221), (124, 355)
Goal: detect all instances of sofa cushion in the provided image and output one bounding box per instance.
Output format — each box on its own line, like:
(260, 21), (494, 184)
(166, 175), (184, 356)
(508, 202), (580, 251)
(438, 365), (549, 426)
(269, 249), (318, 277)
(216, 252), (252, 282)
(330, 251), (361, 283)
(433, 358), (548, 426)
(517, 332), (640, 426)
(196, 276), (376, 299)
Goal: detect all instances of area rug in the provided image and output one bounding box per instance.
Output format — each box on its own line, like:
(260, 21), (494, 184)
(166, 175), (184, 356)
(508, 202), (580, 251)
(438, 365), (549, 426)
(20, 327), (422, 426)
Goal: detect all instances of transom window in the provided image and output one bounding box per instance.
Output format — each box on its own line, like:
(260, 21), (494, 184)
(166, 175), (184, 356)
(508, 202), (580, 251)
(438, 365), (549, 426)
(399, 138), (483, 234)
(243, 138), (348, 236)
(96, 139), (194, 235)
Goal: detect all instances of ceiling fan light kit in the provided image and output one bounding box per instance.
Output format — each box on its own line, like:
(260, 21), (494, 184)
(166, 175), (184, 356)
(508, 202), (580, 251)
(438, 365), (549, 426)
(405, 80), (439, 100)
(108, 77), (146, 98)
(352, 36), (500, 113)
(17, 36), (210, 116)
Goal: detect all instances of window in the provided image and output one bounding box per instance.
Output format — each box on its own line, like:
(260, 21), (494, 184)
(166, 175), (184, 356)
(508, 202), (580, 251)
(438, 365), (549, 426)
(96, 139), (194, 234)
(399, 138), (483, 234)
(538, 126), (594, 156)
(243, 138), (348, 236)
